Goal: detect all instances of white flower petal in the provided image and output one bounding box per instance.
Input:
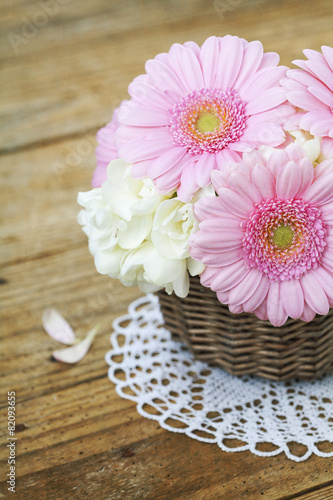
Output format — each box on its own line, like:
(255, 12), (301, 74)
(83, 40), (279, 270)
(118, 215), (152, 249)
(42, 308), (76, 345)
(52, 325), (100, 364)
(187, 257), (205, 276)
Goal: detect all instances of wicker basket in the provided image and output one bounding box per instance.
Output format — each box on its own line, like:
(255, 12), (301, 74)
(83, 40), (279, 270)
(156, 276), (333, 381)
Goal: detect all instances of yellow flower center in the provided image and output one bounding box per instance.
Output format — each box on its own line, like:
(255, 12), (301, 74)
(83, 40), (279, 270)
(196, 112), (221, 134)
(272, 224), (294, 249)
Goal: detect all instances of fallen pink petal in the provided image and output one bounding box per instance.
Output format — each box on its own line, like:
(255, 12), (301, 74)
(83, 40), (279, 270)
(52, 325), (100, 363)
(42, 308), (76, 345)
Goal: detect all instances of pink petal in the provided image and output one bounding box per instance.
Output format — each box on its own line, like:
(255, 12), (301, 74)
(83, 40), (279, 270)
(228, 172), (262, 204)
(303, 48), (326, 66)
(299, 301), (317, 322)
(266, 281), (288, 326)
(276, 161), (301, 199)
(309, 85), (333, 108)
(200, 36), (220, 86)
(200, 216), (241, 232)
(300, 272), (329, 316)
(200, 266), (220, 287)
(145, 59), (185, 96)
(217, 187), (253, 218)
(200, 247), (242, 266)
(322, 45), (333, 72)
(228, 141), (253, 152)
(313, 159), (333, 179)
(306, 60), (333, 92)
(242, 150), (266, 168)
(214, 36), (244, 90)
(314, 266), (333, 303)
(321, 137), (333, 158)
(258, 52), (280, 70)
(120, 137), (172, 162)
(178, 161), (200, 202)
(52, 325), (99, 364)
(169, 44), (204, 91)
(229, 304), (244, 314)
(183, 41), (200, 56)
(194, 197), (224, 222)
(285, 143), (306, 162)
(119, 106), (170, 127)
(310, 116), (333, 136)
(234, 40), (263, 92)
(216, 290), (230, 303)
(287, 91), (328, 111)
(131, 159), (151, 178)
(292, 59), (308, 71)
(241, 122), (286, 148)
(92, 165), (108, 188)
(194, 153), (217, 188)
(242, 275), (270, 312)
(319, 202), (333, 223)
(192, 230), (243, 253)
(303, 173), (333, 205)
(251, 164), (276, 199)
(280, 279), (304, 319)
(241, 66), (287, 102)
(215, 149), (242, 168)
(267, 149), (289, 179)
(210, 260), (249, 292)
(148, 147), (186, 179)
(286, 68), (325, 91)
(42, 308), (76, 345)
(228, 268), (263, 305)
(295, 158), (314, 198)
(321, 245), (333, 274)
(155, 157), (188, 194)
(128, 80), (174, 108)
(245, 88), (287, 115)
(252, 296), (268, 320)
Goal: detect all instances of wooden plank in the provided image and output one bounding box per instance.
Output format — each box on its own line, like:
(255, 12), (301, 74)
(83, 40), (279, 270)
(1, 0), (333, 152)
(290, 484), (333, 500)
(0, 0), (272, 60)
(2, 1), (333, 499)
(0, 134), (96, 266)
(0, 371), (332, 500)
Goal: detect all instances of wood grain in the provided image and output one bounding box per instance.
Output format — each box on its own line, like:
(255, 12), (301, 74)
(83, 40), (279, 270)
(1, 0), (333, 498)
(1, 0), (333, 152)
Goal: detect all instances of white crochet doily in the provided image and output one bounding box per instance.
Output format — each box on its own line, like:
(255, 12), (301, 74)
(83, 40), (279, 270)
(105, 295), (333, 462)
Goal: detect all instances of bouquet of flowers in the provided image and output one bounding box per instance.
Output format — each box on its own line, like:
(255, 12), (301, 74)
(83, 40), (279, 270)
(78, 35), (333, 328)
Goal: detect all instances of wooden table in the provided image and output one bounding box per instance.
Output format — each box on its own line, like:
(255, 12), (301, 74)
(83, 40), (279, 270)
(1, 1), (333, 498)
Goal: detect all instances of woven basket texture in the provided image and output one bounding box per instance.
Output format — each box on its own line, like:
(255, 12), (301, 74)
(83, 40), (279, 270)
(157, 276), (333, 381)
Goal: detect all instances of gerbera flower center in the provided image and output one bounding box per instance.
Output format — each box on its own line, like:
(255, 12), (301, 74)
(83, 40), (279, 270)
(170, 87), (246, 155)
(272, 224), (294, 249)
(196, 112), (221, 134)
(242, 198), (327, 281)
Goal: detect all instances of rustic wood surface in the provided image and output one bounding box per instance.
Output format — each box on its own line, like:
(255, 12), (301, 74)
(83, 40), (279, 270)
(1, 0), (333, 498)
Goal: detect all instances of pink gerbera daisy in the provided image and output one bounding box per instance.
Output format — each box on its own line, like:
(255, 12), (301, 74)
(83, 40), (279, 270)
(284, 46), (333, 158)
(189, 144), (333, 326)
(117, 36), (290, 201)
(92, 103), (124, 187)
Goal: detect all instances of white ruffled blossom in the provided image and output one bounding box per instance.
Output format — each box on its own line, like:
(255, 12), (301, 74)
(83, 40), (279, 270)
(287, 130), (323, 164)
(78, 159), (207, 297)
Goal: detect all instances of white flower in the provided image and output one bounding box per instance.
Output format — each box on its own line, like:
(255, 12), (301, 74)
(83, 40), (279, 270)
(119, 241), (190, 296)
(78, 159), (208, 297)
(78, 159), (166, 272)
(287, 130), (323, 164)
(152, 199), (196, 259)
(151, 197), (206, 285)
